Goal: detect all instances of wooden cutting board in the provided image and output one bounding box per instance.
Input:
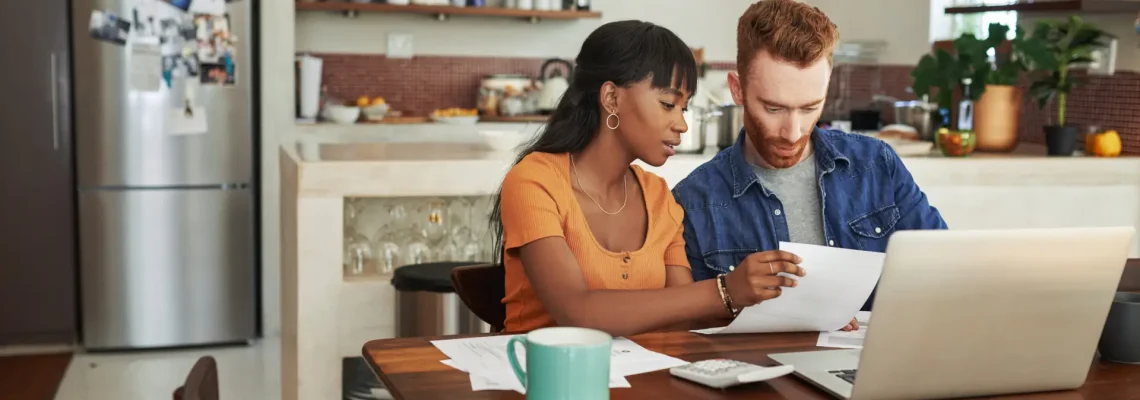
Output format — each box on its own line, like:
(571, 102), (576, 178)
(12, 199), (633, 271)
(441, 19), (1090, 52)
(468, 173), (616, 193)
(360, 116), (430, 124)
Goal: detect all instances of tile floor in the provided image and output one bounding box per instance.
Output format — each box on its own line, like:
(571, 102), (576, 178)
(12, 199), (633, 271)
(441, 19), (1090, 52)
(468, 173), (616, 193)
(3, 336), (395, 400)
(53, 338), (281, 400)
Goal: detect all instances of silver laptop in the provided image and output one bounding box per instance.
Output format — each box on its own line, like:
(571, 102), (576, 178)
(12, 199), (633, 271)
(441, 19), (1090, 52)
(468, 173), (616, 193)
(769, 227), (1135, 400)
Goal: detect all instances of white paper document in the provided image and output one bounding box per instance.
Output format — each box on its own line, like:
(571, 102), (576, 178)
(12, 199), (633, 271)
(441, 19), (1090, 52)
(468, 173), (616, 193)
(440, 359), (630, 393)
(129, 37), (163, 92)
(817, 311), (872, 349)
(431, 335), (687, 393)
(696, 242), (885, 334)
(166, 106), (208, 135)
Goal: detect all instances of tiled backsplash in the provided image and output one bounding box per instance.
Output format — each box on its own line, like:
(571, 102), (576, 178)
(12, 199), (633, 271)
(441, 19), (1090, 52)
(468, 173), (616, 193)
(313, 53), (1138, 155)
(1017, 70), (1140, 155)
(316, 54), (546, 115)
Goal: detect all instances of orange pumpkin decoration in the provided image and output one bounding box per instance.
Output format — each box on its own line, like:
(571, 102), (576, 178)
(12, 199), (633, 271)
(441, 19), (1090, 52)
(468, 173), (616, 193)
(1087, 130), (1123, 157)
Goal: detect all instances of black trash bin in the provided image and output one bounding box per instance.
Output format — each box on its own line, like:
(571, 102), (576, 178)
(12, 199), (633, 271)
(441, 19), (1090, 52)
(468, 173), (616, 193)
(391, 262), (491, 337)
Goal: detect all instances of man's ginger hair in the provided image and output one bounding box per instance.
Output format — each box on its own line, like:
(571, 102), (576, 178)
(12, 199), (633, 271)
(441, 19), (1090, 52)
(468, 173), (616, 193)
(736, 0), (839, 76)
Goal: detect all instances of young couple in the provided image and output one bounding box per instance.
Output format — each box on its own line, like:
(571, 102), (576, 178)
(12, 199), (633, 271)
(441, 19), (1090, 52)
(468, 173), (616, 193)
(490, 0), (948, 337)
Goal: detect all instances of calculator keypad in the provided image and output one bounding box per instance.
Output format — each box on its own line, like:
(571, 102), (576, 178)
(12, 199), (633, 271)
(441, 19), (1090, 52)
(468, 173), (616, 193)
(686, 359), (749, 375)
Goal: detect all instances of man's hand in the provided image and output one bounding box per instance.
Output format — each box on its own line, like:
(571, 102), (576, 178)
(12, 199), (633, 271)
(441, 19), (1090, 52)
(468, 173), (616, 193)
(840, 317), (859, 332)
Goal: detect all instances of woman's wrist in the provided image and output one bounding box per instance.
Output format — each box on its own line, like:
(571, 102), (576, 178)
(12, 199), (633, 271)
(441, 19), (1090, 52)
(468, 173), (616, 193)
(715, 273), (740, 317)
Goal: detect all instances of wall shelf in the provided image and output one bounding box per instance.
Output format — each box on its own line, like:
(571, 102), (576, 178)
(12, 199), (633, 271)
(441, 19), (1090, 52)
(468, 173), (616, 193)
(295, 2), (602, 22)
(945, 0), (1140, 14)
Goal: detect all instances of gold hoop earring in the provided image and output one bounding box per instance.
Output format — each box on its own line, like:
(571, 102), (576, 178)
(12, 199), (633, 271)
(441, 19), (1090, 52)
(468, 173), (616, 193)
(606, 111), (620, 130)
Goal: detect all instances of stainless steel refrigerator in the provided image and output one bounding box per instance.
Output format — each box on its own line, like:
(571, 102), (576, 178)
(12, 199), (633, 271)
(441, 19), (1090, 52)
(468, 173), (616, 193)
(72, 0), (257, 350)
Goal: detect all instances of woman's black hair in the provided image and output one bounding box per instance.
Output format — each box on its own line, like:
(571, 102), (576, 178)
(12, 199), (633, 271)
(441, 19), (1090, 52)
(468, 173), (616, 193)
(486, 20), (699, 264)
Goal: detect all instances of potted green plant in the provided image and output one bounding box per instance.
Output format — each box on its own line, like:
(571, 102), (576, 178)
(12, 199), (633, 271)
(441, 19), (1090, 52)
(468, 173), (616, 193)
(910, 29), (994, 156)
(974, 23), (1052, 152)
(1026, 15), (1110, 156)
(911, 33), (990, 125)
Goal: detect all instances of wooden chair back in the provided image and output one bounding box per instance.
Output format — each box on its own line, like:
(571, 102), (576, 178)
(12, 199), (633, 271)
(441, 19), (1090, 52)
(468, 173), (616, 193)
(450, 263), (506, 332)
(172, 356), (219, 400)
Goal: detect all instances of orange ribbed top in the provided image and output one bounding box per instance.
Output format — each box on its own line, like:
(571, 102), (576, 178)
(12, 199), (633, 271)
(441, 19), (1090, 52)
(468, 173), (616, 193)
(498, 152), (690, 333)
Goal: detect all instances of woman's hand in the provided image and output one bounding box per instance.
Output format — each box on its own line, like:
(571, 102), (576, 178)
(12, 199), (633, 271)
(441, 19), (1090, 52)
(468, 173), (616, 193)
(840, 317), (859, 331)
(723, 250), (805, 309)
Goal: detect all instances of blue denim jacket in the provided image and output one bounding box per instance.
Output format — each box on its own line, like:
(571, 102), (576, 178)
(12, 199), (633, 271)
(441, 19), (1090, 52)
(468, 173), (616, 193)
(671, 128), (948, 310)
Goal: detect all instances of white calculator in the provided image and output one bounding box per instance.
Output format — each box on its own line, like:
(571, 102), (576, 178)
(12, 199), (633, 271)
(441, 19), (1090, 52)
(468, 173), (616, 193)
(669, 358), (795, 389)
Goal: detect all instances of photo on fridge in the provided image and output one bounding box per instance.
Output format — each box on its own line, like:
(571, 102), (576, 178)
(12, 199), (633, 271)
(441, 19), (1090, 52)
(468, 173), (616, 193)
(88, 10), (130, 45)
(193, 14), (235, 64)
(201, 62), (235, 86)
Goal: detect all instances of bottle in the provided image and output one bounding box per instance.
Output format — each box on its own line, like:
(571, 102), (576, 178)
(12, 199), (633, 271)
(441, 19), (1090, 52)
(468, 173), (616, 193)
(943, 78), (978, 157)
(957, 78), (976, 132)
(575, 0), (589, 11)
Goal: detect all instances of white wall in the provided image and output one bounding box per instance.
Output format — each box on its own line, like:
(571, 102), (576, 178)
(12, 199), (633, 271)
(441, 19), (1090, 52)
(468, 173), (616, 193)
(808, 0), (933, 64)
(295, 0), (931, 65)
(261, 0), (296, 338)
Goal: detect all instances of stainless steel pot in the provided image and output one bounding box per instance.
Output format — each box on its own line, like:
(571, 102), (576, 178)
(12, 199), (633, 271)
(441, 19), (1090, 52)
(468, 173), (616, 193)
(893, 100), (939, 140)
(717, 105), (746, 150)
(677, 106), (718, 154)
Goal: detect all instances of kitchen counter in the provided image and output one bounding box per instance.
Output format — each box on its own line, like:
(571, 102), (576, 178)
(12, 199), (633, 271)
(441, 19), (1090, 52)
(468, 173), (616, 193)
(278, 137), (1140, 400)
(287, 137), (1140, 196)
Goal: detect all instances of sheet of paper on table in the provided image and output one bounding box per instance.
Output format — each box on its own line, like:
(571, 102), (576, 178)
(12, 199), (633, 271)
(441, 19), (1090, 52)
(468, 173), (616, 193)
(432, 335), (688, 393)
(693, 242), (885, 335)
(817, 311), (872, 349)
(440, 359), (631, 393)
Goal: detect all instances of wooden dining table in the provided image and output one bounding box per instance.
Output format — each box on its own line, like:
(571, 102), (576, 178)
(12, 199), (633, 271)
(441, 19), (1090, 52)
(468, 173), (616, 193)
(363, 330), (1140, 400)
(363, 260), (1140, 399)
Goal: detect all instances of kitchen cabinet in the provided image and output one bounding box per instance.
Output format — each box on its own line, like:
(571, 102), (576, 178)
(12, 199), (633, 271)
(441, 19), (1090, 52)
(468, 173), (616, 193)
(295, 2), (601, 22)
(0, 0), (77, 345)
(945, 0), (1140, 14)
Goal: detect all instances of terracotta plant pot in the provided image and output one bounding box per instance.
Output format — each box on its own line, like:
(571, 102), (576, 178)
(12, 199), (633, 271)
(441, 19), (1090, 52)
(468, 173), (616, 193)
(974, 84), (1022, 152)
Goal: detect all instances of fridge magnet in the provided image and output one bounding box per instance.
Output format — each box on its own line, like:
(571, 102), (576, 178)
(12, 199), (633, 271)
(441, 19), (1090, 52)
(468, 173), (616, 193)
(189, 0), (226, 15)
(132, 8), (155, 38)
(160, 48), (202, 88)
(129, 37), (163, 92)
(89, 10), (131, 45)
(181, 47), (202, 77)
(200, 62), (235, 86)
(158, 0), (192, 12)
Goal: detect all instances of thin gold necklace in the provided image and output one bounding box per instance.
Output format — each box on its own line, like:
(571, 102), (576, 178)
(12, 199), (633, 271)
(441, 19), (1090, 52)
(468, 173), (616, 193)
(570, 154), (628, 215)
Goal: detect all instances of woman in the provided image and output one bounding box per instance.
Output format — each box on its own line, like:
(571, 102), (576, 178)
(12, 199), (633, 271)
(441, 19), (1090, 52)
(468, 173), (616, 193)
(488, 20), (804, 337)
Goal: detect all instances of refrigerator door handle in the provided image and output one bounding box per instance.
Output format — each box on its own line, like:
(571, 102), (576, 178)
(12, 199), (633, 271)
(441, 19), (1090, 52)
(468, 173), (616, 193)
(50, 52), (59, 151)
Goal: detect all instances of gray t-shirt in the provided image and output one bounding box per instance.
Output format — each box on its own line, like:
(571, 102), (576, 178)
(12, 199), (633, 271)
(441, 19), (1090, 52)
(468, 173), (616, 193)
(752, 154), (826, 246)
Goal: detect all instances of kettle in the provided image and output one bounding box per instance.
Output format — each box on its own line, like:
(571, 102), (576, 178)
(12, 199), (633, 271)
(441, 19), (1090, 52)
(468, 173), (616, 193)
(537, 59), (573, 114)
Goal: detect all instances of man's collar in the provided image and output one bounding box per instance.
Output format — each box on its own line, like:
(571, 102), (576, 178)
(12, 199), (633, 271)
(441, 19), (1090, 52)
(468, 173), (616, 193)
(727, 127), (851, 198)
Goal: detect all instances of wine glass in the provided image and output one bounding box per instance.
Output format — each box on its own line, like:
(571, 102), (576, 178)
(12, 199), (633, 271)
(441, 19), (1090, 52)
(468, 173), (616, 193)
(344, 232), (374, 277)
(371, 224), (402, 276)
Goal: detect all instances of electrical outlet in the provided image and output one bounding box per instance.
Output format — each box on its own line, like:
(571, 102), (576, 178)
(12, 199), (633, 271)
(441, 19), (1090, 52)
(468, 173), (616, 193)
(1088, 37), (1117, 76)
(387, 33), (414, 59)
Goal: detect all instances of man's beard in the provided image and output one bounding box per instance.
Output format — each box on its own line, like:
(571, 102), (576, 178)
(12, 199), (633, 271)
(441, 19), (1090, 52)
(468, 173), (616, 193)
(744, 117), (811, 169)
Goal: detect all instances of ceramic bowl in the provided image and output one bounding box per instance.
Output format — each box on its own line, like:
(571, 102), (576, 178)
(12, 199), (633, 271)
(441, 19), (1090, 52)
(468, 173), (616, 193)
(324, 105), (360, 125)
(480, 130), (525, 152)
(362, 104), (390, 122)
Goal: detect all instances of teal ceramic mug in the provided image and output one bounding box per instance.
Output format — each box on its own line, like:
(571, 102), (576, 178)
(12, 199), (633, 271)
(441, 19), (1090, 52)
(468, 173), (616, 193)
(506, 327), (612, 400)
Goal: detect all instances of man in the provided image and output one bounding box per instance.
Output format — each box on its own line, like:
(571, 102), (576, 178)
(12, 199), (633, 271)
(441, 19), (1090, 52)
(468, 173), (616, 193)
(671, 0), (947, 313)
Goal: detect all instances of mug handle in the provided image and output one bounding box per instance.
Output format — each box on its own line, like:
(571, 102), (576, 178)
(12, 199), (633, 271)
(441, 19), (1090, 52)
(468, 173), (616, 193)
(507, 336), (528, 389)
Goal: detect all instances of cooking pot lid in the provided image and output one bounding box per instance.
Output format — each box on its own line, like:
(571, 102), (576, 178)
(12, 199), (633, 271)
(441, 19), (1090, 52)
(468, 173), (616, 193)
(895, 100), (937, 110)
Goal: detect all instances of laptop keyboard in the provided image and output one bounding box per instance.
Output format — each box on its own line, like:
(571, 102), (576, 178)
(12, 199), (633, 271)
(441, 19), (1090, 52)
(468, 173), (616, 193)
(829, 369), (857, 384)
